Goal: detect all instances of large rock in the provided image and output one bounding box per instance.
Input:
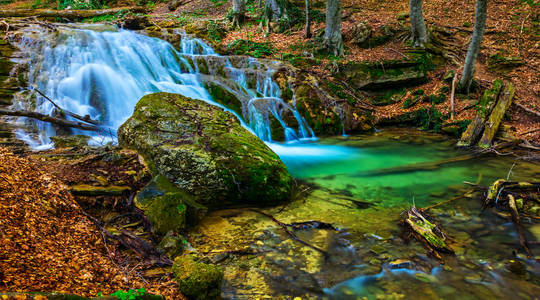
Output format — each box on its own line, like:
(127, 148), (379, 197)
(172, 255), (223, 300)
(118, 92), (292, 209)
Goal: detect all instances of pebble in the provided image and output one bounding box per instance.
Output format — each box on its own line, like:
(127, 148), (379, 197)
(389, 259), (412, 269)
(370, 244), (387, 255)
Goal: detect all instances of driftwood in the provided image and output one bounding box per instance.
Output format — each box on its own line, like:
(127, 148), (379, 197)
(508, 195), (532, 256)
(0, 108), (101, 131)
(82, 210), (172, 267)
(478, 83), (515, 148)
(457, 80), (502, 147)
(403, 206), (454, 259)
(249, 209), (331, 257)
(0, 7), (146, 19)
(33, 88), (99, 125)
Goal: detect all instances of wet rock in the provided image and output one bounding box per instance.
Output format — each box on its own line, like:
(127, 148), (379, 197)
(338, 60), (427, 91)
(120, 14), (150, 30)
(119, 93), (292, 209)
(389, 259), (412, 269)
(50, 134), (90, 148)
(370, 244), (387, 255)
(135, 175), (207, 235)
(158, 231), (187, 259)
(172, 255), (224, 300)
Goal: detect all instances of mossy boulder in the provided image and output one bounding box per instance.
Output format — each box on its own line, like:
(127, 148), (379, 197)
(50, 134), (91, 149)
(172, 255), (223, 300)
(119, 92), (292, 209)
(135, 175), (207, 235)
(158, 231), (187, 259)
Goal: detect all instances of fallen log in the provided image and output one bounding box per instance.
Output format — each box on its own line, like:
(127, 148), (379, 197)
(0, 107), (101, 131)
(356, 154), (476, 177)
(0, 7), (146, 19)
(478, 82), (515, 148)
(403, 206), (454, 257)
(33, 87), (99, 125)
(508, 194), (532, 257)
(457, 80), (502, 147)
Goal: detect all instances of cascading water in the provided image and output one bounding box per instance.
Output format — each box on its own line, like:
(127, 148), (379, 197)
(11, 23), (315, 150)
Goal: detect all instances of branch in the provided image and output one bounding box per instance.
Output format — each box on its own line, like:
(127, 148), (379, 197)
(0, 108), (100, 131)
(515, 102), (540, 118)
(33, 87), (100, 125)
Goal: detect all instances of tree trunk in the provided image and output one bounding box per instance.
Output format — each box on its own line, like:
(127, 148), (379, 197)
(0, 108), (100, 131)
(459, 0), (488, 93)
(232, 0), (246, 28)
(0, 7), (146, 19)
(305, 0), (311, 38)
(409, 0), (427, 47)
(324, 0), (343, 56)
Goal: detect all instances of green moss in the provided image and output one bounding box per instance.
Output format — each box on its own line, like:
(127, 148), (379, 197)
(50, 134), (90, 148)
(422, 93), (446, 104)
(119, 93), (292, 209)
(172, 255), (223, 300)
(204, 82), (243, 117)
(226, 39), (275, 57)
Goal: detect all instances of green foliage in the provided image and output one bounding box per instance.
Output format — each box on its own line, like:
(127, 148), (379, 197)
(98, 288), (147, 300)
(412, 89), (425, 96)
(57, 0), (104, 10)
(207, 20), (225, 43)
(423, 93), (446, 104)
(0, 0), (13, 5)
(85, 10), (129, 22)
(371, 88), (406, 106)
(227, 39), (275, 57)
(414, 106), (447, 132)
(327, 82), (357, 105)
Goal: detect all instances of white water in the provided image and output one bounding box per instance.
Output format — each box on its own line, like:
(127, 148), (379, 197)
(11, 24), (351, 160)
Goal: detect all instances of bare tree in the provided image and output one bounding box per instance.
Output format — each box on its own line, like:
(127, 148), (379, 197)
(324, 0), (343, 56)
(409, 0), (428, 47)
(305, 0), (311, 38)
(232, 0), (246, 28)
(460, 0), (488, 92)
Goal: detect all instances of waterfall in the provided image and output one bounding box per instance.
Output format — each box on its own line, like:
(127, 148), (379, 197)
(11, 24), (315, 149)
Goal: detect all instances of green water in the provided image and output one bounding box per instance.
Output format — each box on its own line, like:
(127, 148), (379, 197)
(192, 128), (540, 299)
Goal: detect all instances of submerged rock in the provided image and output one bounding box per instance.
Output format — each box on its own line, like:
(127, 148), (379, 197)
(172, 255), (224, 300)
(135, 175), (207, 235)
(119, 92), (292, 209)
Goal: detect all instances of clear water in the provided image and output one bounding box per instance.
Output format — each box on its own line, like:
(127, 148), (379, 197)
(193, 129), (540, 299)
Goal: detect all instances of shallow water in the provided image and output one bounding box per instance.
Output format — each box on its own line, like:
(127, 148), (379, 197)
(191, 128), (540, 299)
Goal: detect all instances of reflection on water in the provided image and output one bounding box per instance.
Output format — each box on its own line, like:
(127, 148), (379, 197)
(192, 129), (540, 299)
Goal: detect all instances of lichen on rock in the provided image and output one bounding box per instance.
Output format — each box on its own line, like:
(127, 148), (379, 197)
(119, 92), (292, 209)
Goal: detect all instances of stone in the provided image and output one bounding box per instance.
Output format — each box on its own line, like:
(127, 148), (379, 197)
(50, 134), (90, 148)
(350, 21), (372, 45)
(119, 92), (292, 209)
(135, 175), (207, 235)
(339, 60), (427, 91)
(158, 231), (187, 259)
(172, 255), (224, 300)
(370, 244), (387, 255)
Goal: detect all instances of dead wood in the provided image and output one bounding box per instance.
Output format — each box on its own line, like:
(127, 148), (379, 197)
(249, 209), (331, 257)
(0, 107), (101, 131)
(508, 194), (532, 257)
(33, 88), (100, 125)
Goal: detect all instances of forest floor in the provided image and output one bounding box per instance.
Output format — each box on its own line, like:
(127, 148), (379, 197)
(0, 0), (537, 141)
(0, 148), (183, 299)
(154, 0), (540, 142)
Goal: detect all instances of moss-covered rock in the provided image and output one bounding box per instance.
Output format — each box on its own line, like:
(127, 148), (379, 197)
(158, 231), (187, 259)
(50, 134), (91, 149)
(135, 175), (207, 235)
(172, 255), (223, 300)
(119, 93), (292, 209)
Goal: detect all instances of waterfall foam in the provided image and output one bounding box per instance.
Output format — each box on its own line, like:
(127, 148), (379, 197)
(11, 24), (315, 150)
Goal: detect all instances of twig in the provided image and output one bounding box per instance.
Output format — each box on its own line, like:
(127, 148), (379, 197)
(450, 73), (458, 120)
(515, 102), (540, 118)
(249, 209), (329, 257)
(33, 87), (100, 125)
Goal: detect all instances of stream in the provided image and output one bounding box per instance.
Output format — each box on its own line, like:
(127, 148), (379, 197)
(6, 24), (540, 299)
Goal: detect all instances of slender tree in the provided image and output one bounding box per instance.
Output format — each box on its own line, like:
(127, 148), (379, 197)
(232, 0), (246, 28)
(409, 0), (428, 47)
(324, 0), (343, 56)
(305, 0), (312, 38)
(460, 0), (488, 92)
